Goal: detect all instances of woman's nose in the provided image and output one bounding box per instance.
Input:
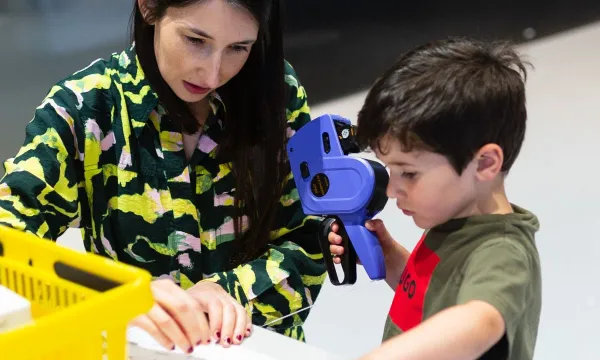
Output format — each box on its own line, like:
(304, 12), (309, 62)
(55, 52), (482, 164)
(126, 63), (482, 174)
(203, 53), (221, 89)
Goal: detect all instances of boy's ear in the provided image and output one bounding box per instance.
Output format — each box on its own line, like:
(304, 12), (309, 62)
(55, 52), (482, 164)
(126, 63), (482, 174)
(474, 143), (504, 181)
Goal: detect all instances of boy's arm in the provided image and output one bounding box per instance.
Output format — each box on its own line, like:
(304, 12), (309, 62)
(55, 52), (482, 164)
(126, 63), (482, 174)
(362, 239), (535, 360)
(360, 300), (505, 360)
(383, 240), (411, 290)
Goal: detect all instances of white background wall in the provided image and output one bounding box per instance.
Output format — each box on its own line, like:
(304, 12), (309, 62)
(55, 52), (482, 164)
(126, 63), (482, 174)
(55, 21), (600, 360)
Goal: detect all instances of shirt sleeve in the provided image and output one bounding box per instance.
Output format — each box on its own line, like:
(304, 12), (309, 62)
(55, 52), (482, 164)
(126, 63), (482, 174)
(202, 61), (326, 341)
(0, 85), (86, 240)
(456, 239), (536, 350)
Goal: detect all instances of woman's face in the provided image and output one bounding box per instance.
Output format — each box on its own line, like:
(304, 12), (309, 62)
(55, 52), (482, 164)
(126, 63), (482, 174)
(144, 0), (259, 105)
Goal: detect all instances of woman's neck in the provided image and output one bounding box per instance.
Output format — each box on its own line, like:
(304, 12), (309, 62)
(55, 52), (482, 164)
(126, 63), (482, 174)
(188, 98), (211, 129)
(183, 98), (211, 162)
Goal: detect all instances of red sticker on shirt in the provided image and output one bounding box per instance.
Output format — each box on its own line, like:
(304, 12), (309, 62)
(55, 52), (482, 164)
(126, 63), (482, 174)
(388, 233), (440, 331)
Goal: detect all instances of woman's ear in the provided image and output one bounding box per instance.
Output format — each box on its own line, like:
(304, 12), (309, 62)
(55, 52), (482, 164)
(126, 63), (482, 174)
(138, 0), (155, 24)
(475, 143), (504, 181)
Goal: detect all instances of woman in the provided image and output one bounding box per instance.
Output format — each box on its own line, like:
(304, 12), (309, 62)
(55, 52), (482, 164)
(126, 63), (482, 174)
(0, 0), (325, 354)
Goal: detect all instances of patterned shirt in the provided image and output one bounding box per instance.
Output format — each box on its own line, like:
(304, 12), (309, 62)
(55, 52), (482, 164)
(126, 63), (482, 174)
(0, 44), (326, 340)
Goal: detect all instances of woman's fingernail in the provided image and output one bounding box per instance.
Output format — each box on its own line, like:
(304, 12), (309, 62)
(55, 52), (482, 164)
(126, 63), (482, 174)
(226, 338), (231, 344)
(216, 331), (221, 339)
(237, 335), (242, 341)
(187, 347), (193, 354)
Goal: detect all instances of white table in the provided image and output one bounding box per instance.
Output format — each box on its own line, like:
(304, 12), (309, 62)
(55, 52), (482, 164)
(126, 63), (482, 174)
(127, 325), (345, 360)
(0, 283), (343, 359)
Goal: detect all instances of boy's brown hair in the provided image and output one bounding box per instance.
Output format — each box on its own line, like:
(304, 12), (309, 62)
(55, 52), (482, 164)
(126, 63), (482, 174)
(357, 37), (531, 174)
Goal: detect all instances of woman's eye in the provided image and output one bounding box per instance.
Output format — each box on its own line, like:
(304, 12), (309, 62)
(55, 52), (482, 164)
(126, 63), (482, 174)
(186, 36), (205, 45)
(402, 172), (416, 180)
(231, 45), (249, 53)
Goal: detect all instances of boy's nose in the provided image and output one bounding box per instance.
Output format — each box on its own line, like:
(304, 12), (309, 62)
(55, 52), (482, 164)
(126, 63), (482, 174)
(386, 184), (397, 199)
(386, 183), (406, 200)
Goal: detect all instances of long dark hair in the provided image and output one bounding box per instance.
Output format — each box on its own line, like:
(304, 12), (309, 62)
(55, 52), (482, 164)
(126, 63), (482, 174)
(130, 0), (289, 266)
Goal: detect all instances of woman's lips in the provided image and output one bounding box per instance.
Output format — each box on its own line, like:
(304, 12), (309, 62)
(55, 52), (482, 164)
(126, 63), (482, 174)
(183, 81), (210, 95)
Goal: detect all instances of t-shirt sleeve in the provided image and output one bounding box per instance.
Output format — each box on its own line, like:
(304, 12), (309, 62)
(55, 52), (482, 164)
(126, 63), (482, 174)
(456, 239), (534, 347)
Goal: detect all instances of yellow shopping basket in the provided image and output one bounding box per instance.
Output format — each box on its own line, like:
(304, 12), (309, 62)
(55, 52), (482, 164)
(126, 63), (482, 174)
(0, 225), (154, 359)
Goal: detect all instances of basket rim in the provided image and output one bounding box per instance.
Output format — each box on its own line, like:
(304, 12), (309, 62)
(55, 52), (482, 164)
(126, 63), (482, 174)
(0, 225), (154, 352)
(0, 225), (152, 285)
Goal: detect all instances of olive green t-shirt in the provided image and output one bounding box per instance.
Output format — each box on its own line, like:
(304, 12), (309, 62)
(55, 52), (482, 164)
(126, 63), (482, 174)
(382, 204), (541, 360)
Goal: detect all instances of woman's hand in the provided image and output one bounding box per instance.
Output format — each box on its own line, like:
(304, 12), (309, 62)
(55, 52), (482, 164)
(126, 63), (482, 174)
(187, 281), (253, 347)
(130, 279), (211, 354)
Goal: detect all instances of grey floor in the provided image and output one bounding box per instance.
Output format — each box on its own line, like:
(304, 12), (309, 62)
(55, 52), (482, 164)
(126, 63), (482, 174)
(2, 5), (599, 359)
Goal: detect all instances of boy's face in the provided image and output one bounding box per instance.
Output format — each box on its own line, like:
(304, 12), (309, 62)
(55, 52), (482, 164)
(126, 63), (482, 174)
(375, 137), (480, 229)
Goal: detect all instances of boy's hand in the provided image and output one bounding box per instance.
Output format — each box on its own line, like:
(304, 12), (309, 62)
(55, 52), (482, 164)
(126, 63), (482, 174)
(328, 219), (410, 289)
(328, 221), (359, 265)
(328, 219), (396, 264)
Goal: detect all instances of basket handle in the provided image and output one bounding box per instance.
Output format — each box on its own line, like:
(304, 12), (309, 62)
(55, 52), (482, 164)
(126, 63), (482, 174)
(54, 261), (121, 292)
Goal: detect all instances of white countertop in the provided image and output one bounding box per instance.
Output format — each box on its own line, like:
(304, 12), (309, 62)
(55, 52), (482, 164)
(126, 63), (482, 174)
(127, 325), (345, 360)
(0, 285), (343, 359)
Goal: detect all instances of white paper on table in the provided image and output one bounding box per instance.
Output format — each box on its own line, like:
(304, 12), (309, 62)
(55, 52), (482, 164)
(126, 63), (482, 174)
(0, 285), (32, 333)
(127, 325), (343, 360)
(127, 326), (278, 360)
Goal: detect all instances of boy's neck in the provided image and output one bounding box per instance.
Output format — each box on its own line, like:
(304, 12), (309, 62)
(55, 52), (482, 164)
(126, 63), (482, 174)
(457, 180), (513, 219)
(475, 177), (513, 216)
(475, 184), (513, 216)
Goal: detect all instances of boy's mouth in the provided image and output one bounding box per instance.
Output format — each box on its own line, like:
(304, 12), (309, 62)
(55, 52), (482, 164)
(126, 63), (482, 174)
(402, 209), (414, 216)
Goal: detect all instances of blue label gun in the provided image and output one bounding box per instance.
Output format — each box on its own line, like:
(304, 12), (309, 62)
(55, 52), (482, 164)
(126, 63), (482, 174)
(287, 114), (389, 285)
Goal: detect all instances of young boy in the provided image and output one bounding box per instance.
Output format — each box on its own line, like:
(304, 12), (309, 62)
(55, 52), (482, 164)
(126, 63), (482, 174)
(329, 38), (541, 360)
